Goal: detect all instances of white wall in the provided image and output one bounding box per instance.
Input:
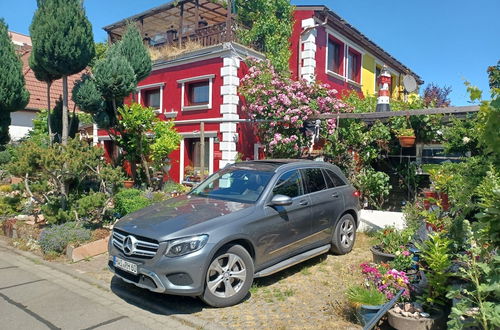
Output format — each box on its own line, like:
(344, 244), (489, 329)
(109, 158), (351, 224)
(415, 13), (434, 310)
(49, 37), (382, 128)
(9, 110), (36, 141)
(357, 210), (405, 232)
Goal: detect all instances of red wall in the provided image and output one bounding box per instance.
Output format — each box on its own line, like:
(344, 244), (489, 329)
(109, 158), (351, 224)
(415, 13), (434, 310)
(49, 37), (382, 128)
(290, 9), (362, 97)
(137, 57), (225, 182)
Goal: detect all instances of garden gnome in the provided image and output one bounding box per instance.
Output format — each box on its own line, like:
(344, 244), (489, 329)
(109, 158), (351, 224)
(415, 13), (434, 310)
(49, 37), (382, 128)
(375, 65), (392, 112)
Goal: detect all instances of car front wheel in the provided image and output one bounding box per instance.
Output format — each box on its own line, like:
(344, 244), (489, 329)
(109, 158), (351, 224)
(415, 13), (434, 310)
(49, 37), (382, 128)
(330, 213), (356, 255)
(201, 244), (254, 307)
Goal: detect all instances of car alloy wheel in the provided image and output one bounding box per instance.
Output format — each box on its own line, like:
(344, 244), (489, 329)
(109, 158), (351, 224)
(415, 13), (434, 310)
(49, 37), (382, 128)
(339, 218), (355, 248)
(207, 253), (247, 298)
(331, 214), (356, 255)
(201, 244), (254, 307)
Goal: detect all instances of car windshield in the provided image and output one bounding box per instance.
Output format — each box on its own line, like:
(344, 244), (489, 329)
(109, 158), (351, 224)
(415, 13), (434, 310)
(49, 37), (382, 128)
(190, 167), (274, 203)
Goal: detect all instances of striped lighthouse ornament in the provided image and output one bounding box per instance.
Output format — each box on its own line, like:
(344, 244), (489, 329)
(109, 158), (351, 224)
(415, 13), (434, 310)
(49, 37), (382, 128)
(375, 65), (392, 112)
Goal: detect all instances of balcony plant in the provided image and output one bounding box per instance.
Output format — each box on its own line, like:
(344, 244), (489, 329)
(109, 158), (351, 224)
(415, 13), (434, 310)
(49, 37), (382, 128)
(395, 128), (416, 147)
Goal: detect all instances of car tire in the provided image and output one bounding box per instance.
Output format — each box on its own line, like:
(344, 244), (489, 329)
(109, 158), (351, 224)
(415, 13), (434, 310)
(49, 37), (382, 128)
(200, 244), (254, 308)
(330, 213), (356, 255)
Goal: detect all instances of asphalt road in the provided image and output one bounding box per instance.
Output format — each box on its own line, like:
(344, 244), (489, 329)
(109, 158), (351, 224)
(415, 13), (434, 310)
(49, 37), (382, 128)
(0, 244), (206, 330)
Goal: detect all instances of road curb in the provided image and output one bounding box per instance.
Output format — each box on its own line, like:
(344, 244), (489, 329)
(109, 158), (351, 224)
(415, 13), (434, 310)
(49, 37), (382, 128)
(0, 237), (226, 330)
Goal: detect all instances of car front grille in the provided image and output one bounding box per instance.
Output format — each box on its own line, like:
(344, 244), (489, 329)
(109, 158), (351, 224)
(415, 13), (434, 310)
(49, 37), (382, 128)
(112, 229), (159, 259)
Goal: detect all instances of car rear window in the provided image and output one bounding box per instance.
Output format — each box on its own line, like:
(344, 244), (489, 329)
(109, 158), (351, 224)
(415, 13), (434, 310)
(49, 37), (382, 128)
(324, 169), (346, 187)
(302, 168), (327, 193)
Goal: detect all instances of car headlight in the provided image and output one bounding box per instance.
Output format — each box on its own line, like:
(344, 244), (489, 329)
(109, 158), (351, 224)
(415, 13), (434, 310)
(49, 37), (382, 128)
(164, 235), (208, 257)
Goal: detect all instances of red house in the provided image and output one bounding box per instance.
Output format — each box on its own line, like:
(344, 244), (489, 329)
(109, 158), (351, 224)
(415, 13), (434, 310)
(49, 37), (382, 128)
(100, 1), (422, 183)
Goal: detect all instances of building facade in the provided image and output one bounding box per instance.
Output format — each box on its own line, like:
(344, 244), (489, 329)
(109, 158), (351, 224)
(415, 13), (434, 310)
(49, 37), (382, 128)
(100, 1), (422, 183)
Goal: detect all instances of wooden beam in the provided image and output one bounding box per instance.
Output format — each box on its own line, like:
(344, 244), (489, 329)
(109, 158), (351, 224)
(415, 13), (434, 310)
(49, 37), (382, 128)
(315, 105), (480, 120)
(194, 0), (200, 28)
(200, 121), (205, 180)
(178, 2), (184, 47)
(226, 0), (232, 41)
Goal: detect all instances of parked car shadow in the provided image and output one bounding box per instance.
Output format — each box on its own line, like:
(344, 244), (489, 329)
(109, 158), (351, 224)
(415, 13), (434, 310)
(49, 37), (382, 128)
(110, 253), (327, 314)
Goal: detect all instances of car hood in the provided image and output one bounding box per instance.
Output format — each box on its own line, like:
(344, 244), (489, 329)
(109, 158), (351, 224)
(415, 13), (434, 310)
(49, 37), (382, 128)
(114, 194), (252, 241)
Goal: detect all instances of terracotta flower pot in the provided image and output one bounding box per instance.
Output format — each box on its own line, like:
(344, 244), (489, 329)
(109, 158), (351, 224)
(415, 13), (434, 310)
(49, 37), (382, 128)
(370, 245), (395, 263)
(123, 180), (135, 189)
(423, 190), (439, 210)
(398, 135), (416, 148)
(439, 192), (449, 211)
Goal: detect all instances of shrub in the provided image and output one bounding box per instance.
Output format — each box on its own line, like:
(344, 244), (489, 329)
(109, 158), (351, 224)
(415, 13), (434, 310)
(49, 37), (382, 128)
(353, 168), (391, 209)
(373, 227), (413, 255)
(0, 195), (23, 216)
(114, 189), (151, 216)
(38, 222), (91, 254)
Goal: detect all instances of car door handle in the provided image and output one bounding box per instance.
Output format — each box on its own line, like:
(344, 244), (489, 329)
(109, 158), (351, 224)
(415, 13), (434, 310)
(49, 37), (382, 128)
(331, 193), (339, 198)
(299, 200), (309, 206)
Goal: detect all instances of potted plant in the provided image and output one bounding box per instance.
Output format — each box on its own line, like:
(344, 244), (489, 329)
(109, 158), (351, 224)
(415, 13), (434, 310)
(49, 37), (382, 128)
(371, 227), (413, 263)
(387, 233), (451, 329)
(346, 285), (387, 325)
(123, 179), (135, 188)
(396, 128), (416, 147)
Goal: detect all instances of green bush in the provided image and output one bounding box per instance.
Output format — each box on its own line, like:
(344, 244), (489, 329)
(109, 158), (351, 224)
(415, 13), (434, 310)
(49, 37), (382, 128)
(38, 222), (91, 254)
(373, 227), (413, 255)
(114, 189), (151, 216)
(353, 168), (391, 209)
(0, 195), (23, 216)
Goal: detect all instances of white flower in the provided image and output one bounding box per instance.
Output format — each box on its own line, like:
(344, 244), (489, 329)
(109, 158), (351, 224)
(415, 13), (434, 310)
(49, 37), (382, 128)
(462, 136), (471, 144)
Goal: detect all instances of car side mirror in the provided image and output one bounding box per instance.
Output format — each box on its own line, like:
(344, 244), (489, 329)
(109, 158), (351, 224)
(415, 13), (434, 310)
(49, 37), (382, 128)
(269, 194), (293, 206)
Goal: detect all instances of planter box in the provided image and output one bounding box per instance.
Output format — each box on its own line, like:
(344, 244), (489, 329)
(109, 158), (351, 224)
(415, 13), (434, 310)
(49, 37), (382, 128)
(388, 309), (446, 330)
(66, 236), (109, 262)
(371, 245), (395, 263)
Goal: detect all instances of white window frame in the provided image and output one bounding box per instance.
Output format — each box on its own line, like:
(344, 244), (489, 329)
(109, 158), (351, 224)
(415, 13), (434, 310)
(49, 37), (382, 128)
(325, 29), (365, 87)
(177, 74), (215, 111)
(137, 82), (165, 114)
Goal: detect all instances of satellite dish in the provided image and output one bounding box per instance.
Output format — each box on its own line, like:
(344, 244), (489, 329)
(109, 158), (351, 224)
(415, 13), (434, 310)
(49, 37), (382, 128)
(403, 74), (417, 93)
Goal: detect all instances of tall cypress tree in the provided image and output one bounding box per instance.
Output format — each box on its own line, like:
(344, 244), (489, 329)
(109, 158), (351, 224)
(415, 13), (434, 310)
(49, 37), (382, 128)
(30, 0), (94, 145)
(29, 1), (62, 143)
(0, 19), (30, 148)
(116, 24), (152, 83)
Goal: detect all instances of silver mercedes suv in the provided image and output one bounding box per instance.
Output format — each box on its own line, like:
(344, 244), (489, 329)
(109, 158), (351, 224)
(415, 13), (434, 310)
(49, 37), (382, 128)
(108, 160), (360, 307)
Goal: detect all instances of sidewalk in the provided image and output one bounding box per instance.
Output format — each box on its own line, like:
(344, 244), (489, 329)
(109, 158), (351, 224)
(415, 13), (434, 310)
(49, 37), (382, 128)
(0, 236), (224, 330)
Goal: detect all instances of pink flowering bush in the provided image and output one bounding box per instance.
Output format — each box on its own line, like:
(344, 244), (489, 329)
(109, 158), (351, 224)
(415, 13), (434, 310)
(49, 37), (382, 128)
(239, 59), (351, 158)
(360, 262), (410, 300)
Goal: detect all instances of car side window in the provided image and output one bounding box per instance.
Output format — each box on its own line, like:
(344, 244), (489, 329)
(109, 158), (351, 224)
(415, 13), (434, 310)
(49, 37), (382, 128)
(324, 169), (346, 187)
(302, 168), (327, 193)
(272, 170), (303, 198)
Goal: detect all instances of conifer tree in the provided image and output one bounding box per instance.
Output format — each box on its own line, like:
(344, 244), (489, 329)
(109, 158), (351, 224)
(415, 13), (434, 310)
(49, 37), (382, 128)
(30, 0), (94, 145)
(29, 1), (62, 142)
(116, 24), (152, 82)
(0, 19), (30, 148)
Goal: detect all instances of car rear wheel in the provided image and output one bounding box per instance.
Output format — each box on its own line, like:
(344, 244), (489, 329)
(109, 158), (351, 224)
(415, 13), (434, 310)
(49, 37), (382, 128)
(201, 244), (254, 307)
(330, 213), (356, 255)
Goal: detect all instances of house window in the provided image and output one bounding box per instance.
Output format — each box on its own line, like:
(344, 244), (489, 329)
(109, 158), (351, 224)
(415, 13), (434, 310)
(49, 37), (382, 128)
(347, 49), (361, 83)
(188, 81), (209, 105)
(327, 38), (343, 75)
(145, 89), (161, 109)
(177, 74), (215, 111)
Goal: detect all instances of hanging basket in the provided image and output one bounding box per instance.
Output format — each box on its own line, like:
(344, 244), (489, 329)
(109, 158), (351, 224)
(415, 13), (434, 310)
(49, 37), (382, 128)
(398, 135), (416, 148)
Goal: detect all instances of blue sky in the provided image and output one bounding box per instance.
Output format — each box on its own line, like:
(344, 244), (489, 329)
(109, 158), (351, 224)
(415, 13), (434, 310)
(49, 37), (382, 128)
(1, 0), (498, 105)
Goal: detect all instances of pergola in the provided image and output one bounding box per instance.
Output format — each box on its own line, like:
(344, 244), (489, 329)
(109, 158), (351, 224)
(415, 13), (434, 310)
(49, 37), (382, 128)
(103, 0), (235, 47)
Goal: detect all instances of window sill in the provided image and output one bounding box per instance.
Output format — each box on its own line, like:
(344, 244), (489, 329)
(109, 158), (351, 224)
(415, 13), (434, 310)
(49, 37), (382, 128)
(326, 70), (346, 81)
(182, 104), (211, 111)
(347, 79), (361, 88)
(153, 108), (163, 114)
(164, 111), (178, 118)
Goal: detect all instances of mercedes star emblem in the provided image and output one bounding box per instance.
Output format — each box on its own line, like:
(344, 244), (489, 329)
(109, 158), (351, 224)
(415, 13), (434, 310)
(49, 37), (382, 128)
(123, 235), (137, 256)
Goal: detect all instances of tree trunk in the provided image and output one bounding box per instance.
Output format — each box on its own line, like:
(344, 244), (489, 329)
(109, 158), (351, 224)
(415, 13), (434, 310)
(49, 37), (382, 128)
(138, 137), (152, 186)
(62, 75), (69, 145)
(46, 81), (52, 144)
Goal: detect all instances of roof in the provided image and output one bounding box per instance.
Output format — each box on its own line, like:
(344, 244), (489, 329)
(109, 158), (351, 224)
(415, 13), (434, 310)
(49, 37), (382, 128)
(296, 5), (423, 84)
(15, 42), (85, 111)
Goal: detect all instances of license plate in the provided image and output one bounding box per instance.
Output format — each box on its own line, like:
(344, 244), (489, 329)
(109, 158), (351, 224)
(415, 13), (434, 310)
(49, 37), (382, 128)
(114, 256), (138, 275)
